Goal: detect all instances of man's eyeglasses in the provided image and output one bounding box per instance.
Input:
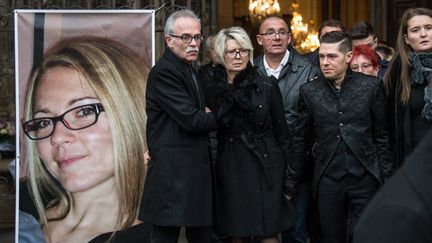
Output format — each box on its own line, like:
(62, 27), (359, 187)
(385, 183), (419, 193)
(170, 34), (204, 44)
(22, 103), (105, 140)
(225, 49), (250, 58)
(351, 63), (374, 71)
(259, 31), (289, 39)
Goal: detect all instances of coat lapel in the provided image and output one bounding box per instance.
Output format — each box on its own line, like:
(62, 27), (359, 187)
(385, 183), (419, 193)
(164, 48), (203, 110)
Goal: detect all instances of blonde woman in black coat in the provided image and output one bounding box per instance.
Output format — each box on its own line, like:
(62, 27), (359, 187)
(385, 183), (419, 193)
(202, 26), (296, 243)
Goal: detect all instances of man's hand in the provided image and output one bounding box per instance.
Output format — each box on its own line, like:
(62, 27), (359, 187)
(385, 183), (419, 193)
(284, 194), (293, 201)
(283, 186), (296, 201)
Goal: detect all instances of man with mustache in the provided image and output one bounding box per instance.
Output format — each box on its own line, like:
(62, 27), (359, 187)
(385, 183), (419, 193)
(292, 31), (393, 243)
(140, 9), (217, 243)
(254, 16), (318, 243)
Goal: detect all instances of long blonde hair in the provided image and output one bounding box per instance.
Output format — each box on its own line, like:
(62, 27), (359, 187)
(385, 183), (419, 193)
(384, 7), (432, 104)
(23, 36), (149, 237)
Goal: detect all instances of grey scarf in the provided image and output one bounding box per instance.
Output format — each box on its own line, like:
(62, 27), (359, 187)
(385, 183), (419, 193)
(409, 52), (432, 121)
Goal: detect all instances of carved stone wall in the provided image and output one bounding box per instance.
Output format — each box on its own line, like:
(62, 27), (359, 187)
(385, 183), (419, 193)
(0, 2), (14, 121)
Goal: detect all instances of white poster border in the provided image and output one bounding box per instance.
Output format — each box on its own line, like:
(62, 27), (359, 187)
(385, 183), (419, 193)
(13, 9), (156, 243)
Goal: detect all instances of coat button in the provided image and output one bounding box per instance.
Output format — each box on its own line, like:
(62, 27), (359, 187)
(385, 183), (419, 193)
(339, 123), (343, 127)
(263, 153), (268, 158)
(336, 135), (340, 139)
(338, 111), (343, 115)
(258, 104), (263, 109)
(229, 138), (234, 142)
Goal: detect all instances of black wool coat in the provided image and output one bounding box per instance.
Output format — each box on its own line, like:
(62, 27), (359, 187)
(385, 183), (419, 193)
(202, 64), (296, 237)
(353, 128), (432, 243)
(293, 70), (393, 196)
(385, 56), (407, 168)
(385, 56), (432, 168)
(139, 48), (217, 226)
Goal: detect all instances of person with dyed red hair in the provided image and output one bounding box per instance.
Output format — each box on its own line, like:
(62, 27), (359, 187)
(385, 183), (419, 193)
(348, 21), (389, 77)
(349, 44), (380, 77)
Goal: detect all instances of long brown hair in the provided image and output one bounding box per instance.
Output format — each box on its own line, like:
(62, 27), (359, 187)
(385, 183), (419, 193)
(384, 7), (432, 104)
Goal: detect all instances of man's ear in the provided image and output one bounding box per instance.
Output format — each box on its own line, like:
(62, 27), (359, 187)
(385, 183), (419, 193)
(165, 36), (172, 48)
(256, 34), (263, 46)
(346, 51), (353, 63)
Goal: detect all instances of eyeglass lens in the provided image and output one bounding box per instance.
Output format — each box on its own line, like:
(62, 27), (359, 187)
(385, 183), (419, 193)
(23, 103), (104, 140)
(262, 31), (288, 39)
(171, 34), (203, 43)
(226, 49), (249, 58)
(352, 63), (373, 70)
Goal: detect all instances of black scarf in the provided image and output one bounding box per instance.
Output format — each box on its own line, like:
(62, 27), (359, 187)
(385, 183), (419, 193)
(204, 63), (258, 126)
(409, 52), (432, 121)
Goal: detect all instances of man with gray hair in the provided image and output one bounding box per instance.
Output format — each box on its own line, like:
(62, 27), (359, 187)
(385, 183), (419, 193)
(140, 9), (216, 243)
(199, 34), (218, 97)
(202, 34), (218, 66)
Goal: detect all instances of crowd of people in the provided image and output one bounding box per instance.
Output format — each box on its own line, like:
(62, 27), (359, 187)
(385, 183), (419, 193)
(18, 6), (432, 243)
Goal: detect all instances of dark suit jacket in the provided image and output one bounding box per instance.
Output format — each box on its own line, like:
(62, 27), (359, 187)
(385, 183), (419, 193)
(353, 128), (432, 243)
(139, 48), (217, 226)
(292, 70), (393, 196)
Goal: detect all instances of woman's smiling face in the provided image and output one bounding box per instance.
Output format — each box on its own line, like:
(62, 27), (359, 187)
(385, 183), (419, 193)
(34, 66), (115, 193)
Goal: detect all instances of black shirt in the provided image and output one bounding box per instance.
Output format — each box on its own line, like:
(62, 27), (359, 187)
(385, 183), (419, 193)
(89, 223), (150, 243)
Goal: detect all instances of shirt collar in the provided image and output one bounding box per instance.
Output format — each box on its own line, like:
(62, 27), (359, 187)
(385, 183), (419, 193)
(263, 49), (290, 71)
(263, 49), (290, 78)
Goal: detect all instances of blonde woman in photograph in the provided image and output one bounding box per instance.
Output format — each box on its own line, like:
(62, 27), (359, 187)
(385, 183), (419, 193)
(21, 36), (149, 243)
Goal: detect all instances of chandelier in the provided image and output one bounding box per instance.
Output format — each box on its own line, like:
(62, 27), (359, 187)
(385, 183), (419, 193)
(290, 1), (319, 53)
(248, 0), (281, 24)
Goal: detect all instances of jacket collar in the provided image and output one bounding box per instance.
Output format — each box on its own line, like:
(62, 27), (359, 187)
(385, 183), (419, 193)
(163, 47), (193, 69)
(323, 68), (355, 89)
(282, 45), (311, 75)
(263, 49), (290, 73)
(255, 45), (310, 78)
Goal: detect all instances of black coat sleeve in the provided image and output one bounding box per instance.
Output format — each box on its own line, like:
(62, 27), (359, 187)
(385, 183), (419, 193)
(268, 80), (297, 197)
(384, 56), (405, 167)
(151, 67), (217, 133)
(371, 80), (394, 179)
(292, 85), (315, 183)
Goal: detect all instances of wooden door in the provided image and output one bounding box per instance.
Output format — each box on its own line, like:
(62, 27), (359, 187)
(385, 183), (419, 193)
(386, 0), (432, 47)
